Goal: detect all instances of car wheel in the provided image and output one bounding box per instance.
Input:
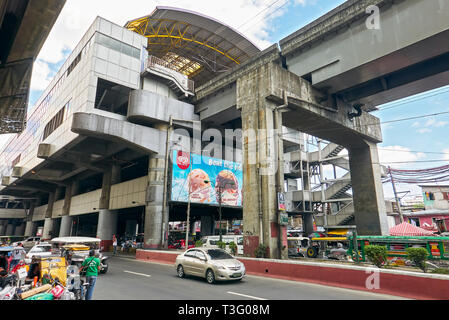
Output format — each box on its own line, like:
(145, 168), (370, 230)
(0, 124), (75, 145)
(206, 269), (215, 284)
(177, 265), (185, 278)
(306, 247), (318, 258)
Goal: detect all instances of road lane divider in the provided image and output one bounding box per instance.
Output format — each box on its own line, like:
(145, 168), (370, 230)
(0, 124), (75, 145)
(124, 270), (152, 277)
(227, 291), (267, 300)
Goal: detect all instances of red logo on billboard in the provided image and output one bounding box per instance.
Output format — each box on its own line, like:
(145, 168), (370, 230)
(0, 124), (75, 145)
(177, 151), (190, 170)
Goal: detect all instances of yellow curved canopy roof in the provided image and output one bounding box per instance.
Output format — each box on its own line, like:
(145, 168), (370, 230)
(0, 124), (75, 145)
(125, 6), (261, 87)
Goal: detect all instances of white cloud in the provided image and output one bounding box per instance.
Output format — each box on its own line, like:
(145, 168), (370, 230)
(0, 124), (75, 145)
(378, 146), (426, 168)
(425, 118), (448, 128)
(30, 59), (54, 91)
(418, 128), (431, 134)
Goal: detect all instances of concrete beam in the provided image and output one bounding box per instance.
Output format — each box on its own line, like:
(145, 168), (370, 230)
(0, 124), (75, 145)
(71, 112), (164, 155)
(128, 89), (199, 126)
(195, 44), (281, 102)
(249, 63), (382, 147)
(280, 0), (392, 57)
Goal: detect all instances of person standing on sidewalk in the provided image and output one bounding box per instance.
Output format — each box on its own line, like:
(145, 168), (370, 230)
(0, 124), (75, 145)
(112, 235), (117, 255)
(80, 250), (101, 300)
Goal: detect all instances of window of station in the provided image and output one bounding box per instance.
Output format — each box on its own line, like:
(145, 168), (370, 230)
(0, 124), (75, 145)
(96, 33), (140, 59)
(67, 51), (82, 77)
(42, 105), (66, 141)
(78, 173), (103, 194)
(95, 78), (132, 116)
(119, 156), (149, 183)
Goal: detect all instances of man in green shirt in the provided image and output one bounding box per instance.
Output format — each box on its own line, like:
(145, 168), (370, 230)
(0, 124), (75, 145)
(80, 250), (101, 300)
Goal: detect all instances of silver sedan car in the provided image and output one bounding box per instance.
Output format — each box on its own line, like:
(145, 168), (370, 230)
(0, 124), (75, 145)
(175, 248), (246, 284)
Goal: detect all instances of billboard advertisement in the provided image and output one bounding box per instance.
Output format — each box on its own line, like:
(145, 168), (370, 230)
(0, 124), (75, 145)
(171, 150), (243, 207)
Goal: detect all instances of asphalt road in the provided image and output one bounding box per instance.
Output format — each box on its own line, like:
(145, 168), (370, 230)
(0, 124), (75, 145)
(93, 255), (408, 300)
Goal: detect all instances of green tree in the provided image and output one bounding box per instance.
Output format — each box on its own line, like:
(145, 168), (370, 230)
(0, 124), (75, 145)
(254, 244), (268, 258)
(195, 240), (203, 248)
(406, 247), (429, 272)
(365, 245), (388, 268)
(217, 241), (226, 250)
(229, 242), (237, 256)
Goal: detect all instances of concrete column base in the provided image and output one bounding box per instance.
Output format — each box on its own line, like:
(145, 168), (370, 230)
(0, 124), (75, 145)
(24, 221), (35, 237)
(59, 216), (73, 237)
(144, 153), (165, 250)
(97, 209), (118, 251)
(5, 224), (15, 236)
(42, 218), (54, 240)
(144, 203), (163, 249)
(14, 222), (25, 236)
(0, 221), (6, 236)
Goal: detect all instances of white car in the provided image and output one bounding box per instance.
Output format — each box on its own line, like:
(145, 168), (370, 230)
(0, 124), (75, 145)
(12, 237), (41, 250)
(25, 243), (53, 263)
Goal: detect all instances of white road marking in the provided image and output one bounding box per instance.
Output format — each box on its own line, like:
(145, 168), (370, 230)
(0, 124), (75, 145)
(227, 291), (267, 300)
(124, 270), (152, 277)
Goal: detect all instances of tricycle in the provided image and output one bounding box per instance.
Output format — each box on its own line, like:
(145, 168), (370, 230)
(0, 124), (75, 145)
(51, 237), (109, 274)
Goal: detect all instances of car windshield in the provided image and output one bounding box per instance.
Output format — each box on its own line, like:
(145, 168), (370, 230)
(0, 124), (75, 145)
(207, 249), (233, 260)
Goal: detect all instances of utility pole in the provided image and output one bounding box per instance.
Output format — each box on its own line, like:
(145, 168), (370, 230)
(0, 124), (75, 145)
(185, 154), (192, 251)
(217, 184), (223, 243)
(388, 166), (404, 223)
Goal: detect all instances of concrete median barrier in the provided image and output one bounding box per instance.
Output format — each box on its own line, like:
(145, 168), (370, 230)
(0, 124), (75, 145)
(136, 249), (449, 300)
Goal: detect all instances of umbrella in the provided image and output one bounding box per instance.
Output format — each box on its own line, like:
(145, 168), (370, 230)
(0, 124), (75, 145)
(389, 222), (435, 236)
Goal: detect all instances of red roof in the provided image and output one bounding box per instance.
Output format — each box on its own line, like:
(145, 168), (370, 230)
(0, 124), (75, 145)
(389, 222), (435, 236)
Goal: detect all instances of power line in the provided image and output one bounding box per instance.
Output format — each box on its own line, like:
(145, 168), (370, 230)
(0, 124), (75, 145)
(375, 86), (449, 112)
(278, 109), (449, 138)
(381, 110), (449, 125)
(378, 148), (449, 156)
(379, 160), (449, 164)
(237, 0), (285, 30)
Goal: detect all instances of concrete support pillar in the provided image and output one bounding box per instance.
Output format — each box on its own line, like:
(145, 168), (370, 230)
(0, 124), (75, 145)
(24, 221), (35, 237)
(143, 123), (168, 250)
(144, 154), (165, 249)
(97, 209), (118, 251)
(0, 221), (6, 236)
(59, 181), (78, 237)
(238, 66), (287, 259)
(5, 223), (15, 236)
(42, 218), (54, 240)
(43, 191), (56, 240)
(24, 201), (36, 237)
(348, 141), (389, 235)
(200, 215), (214, 236)
(59, 215), (73, 237)
(96, 166), (120, 250)
(14, 222), (25, 236)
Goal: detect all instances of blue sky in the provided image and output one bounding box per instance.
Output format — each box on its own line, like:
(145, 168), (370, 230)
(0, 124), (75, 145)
(3, 0), (448, 201)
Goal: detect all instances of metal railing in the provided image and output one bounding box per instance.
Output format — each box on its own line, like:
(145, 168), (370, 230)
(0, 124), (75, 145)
(146, 56), (195, 93)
